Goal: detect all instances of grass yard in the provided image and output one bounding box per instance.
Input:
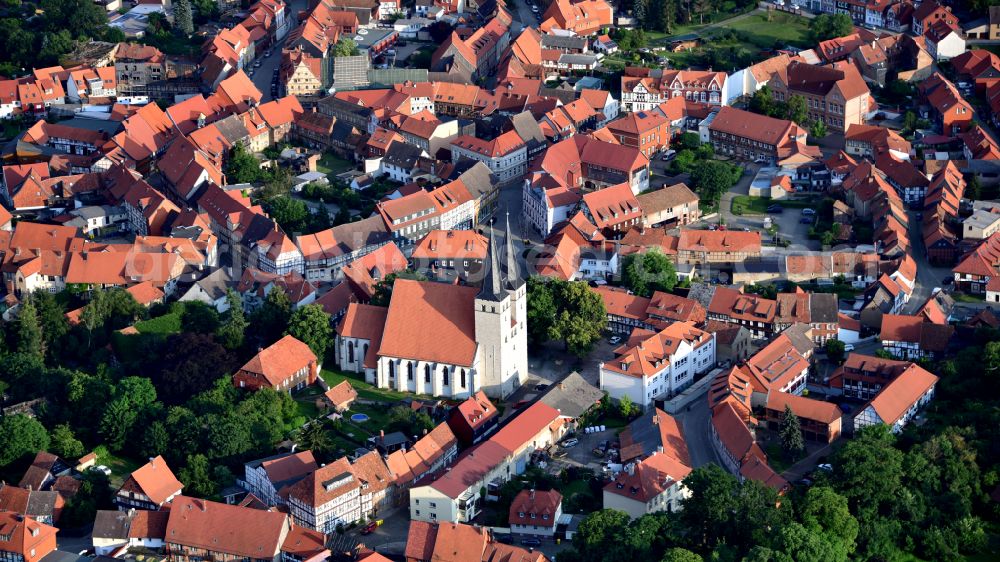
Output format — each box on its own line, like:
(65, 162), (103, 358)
(732, 195), (817, 215)
(317, 152), (353, 177)
(558, 478), (599, 513)
(93, 446), (143, 488)
(763, 442), (795, 473)
(321, 368), (430, 404)
(953, 292), (986, 303)
(713, 12), (812, 49)
(133, 311), (182, 335)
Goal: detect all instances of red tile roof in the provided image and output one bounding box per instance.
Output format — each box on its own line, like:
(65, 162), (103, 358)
(126, 456), (183, 506)
(165, 496), (288, 558)
(865, 364), (938, 425)
(508, 489), (561, 526)
(378, 279), (479, 367)
(238, 334), (318, 387)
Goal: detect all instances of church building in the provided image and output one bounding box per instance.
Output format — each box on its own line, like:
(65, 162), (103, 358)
(335, 220), (528, 399)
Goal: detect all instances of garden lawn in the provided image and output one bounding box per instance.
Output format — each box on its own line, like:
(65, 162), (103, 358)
(134, 311), (182, 335)
(732, 195), (817, 215)
(321, 368), (424, 403)
(558, 479), (599, 513)
(763, 442), (795, 473)
(93, 446), (143, 488)
(317, 153), (353, 177)
(714, 12), (812, 49)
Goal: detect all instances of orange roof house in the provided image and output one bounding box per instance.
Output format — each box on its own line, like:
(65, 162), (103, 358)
(321, 380), (358, 412)
(447, 390), (499, 446)
(116, 456), (183, 510)
(508, 489), (561, 531)
(540, 0), (613, 36)
(234, 334), (319, 392)
(0, 511), (57, 562)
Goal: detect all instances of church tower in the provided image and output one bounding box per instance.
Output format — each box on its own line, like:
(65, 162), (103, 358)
(474, 217), (528, 399)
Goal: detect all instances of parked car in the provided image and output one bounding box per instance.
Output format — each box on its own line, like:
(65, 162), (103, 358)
(361, 520), (383, 534)
(515, 399), (532, 408)
(799, 217), (813, 224)
(818, 463), (833, 472)
(561, 438), (580, 448)
(609, 335), (623, 345)
(943, 277), (953, 285)
(265, 50), (272, 57)
(521, 537), (542, 548)
(801, 208), (816, 216)
(767, 205), (784, 214)
(843, 344), (855, 352)
(253, 60), (262, 67)
(534, 383), (549, 391)
(717, 224), (727, 231)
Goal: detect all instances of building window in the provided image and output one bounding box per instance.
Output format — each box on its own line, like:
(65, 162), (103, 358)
(460, 369), (467, 388)
(443, 369), (450, 386)
(389, 361), (395, 378)
(408, 362), (414, 381)
(425, 364), (431, 384)
(348, 341), (355, 363)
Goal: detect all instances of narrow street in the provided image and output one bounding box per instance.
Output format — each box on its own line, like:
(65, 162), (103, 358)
(250, 0), (311, 102)
(673, 388), (722, 468)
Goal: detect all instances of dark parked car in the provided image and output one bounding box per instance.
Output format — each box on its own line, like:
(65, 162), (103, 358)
(521, 538), (542, 548)
(799, 217), (813, 224)
(767, 205), (784, 214)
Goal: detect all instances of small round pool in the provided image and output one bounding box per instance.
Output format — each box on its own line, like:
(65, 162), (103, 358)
(351, 413), (370, 422)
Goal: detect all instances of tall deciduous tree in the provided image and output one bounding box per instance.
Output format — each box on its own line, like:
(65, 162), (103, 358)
(179, 454), (217, 497)
(251, 286), (293, 345)
(287, 304), (333, 358)
(623, 248), (678, 297)
(225, 144), (262, 184)
(785, 94), (808, 125)
(16, 300), (45, 359)
(217, 290), (248, 350)
(808, 13), (853, 42)
(49, 424), (85, 459)
(548, 279), (607, 356)
(0, 415), (50, 467)
(526, 275), (557, 345)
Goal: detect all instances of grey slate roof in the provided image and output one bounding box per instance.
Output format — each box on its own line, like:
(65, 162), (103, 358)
(383, 141), (423, 169)
(538, 372), (604, 419)
(809, 293), (838, 324)
(782, 323), (814, 355)
(193, 268), (235, 301)
(687, 282), (717, 309)
(541, 35), (588, 51)
(92, 510), (131, 540)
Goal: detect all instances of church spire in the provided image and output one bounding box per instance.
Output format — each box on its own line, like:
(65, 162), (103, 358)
(503, 212), (523, 290)
(478, 222), (505, 301)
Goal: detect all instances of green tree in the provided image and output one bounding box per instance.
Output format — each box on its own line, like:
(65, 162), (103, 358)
(100, 398), (138, 452)
(369, 270), (427, 307)
(548, 280), (607, 357)
(825, 339), (846, 363)
(182, 301), (221, 334)
(785, 94), (808, 125)
(225, 144), (261, 184)
(903, 110), (919, 133)
(775, 522), (846, 562)
(690, 160), (741, 206)
(633, 0), (647, 27)
(267, 196), (310, 234)
(287, 304), (333, 358)
(810, 120), (828, 139)
(680, 464), (739, 548)
(623, 248), (677, 297)
(386, 406), (435, 437)
(179, 454), (217, 497)
(573, 509), (631, 556)
(809, 13), (853, 42)
(251, 286), (293, 345)
(28, 291), (69, 360)
(619, 395), (638, 419)
(749, 85), (777, 117)
(0, 415), (51, 467)
(16, 300), (45, 359)
(216, 290), (248, 350)
(49, 424), (85, 459)
(661, 548), (702, 562)
(141, 421), (170, 458)
(526, 275), (557, 345)
(333, 38), (360, 57)
(153, 332), (235, 404)
(779, 405), (804, 459)
(799, 486), (859, 559)
(967, 174), (982, 200)
(173, 0), (194, 34)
